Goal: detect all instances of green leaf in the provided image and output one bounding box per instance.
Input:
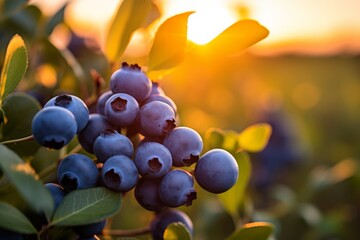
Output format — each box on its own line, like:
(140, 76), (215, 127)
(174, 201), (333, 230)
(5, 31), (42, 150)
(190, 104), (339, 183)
(147, 11), (194, 71)
(0, 201), (37, 234)
(238, 123), (272, 152)
(227, 222), (274, 240)
(0, 34), (28, 104)
(2, 93), (41, 157)
(45, 3), (67, 35)
(203, 128), (239, 154)
(164, 222), (192, 240)
(218, 151), (251, 217)
(105, 0), (151, 63)
(203, 128), (225, 151)
(0, 145), (54, 218)
(51, 187), (122, 226)
(202, 19), (269, 56)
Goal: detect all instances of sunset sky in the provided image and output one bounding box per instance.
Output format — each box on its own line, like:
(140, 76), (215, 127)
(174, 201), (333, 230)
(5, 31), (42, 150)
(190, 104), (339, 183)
(31, 0), (360, 55)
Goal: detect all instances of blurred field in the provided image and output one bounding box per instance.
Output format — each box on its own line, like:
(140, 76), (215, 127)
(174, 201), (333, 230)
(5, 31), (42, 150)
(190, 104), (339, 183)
(157, 53), (360, 239)
(162, 53), (360, 165)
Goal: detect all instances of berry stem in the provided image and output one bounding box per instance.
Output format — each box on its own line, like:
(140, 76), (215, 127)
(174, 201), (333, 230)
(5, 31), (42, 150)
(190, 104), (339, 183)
(0, 135), (34, 144)
(102, 226), (151, 237)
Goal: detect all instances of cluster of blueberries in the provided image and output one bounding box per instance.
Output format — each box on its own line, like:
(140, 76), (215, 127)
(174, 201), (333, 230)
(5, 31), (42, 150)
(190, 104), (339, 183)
(31, 63), (239, 239)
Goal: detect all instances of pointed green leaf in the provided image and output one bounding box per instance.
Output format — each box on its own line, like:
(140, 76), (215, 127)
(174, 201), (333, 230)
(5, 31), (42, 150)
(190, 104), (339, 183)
(105, 0), (151, 63)
(203, 20), (269, 56)
(52, 187), (122, 226)
(164, 222), (192, 240)
(45, 3), (67, 35)
(147, 11), (194, 71)
(0, 34), (28, 104)
(227, 222), (274, 240)
(2, 93), (41, 157)
(0, 202), (37, 234)
(218, 151), (251, 216)
(0, 145), (54, 218)
(238, 123), (272, 152)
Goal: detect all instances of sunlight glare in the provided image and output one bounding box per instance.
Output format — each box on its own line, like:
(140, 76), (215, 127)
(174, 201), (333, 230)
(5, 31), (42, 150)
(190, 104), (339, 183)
(164, 0), (238, 45)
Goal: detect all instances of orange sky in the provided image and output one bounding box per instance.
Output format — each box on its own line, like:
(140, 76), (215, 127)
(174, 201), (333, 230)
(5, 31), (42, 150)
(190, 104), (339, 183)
(30, 0), (360, 55)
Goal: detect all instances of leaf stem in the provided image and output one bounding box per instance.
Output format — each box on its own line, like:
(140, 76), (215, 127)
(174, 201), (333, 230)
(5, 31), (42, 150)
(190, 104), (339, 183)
(0, 135), (34, 144)
(102, 226), (151, 237)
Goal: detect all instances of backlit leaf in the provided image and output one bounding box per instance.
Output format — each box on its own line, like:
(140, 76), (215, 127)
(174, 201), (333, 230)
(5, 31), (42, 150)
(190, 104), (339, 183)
(105, 0), (151, 63)
(0, 202), (37, 234)
(0, 145), (54, 218)
(227, 222), (274, 240)
(238, 123), (272, 152)
(51, 187), (122, 226)
(0, 34), (28, 104)
(218, 151), (251, 217)
(202, 20), (269, 56)
(164, 222), (192, 240)
(147, 11), (193, 71)
(203, 128), (225, 152)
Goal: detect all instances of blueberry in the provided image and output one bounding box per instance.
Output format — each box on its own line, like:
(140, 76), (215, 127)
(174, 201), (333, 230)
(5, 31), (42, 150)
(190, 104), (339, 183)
(134, 177), (166, 212)
(134, 142), (172, 178)
(73, 219), (107, 238)
(77, 114), (114, 154)
(101, 155), (139, 192)
(150, 209), (193, 240)
(163, 127), (203, 167)
(150, 81), (165, 96)
(142, 94), (177, 116)
(159, 169), (197, 207)
(138, 101), (176, 138)
(93, 129), (134, 163)
(44, 94), (89, 132)
(194, 149), (238, 194)
(57, 153), (98, 192)
(104, 93), (139, 128)
(110, 62), (152, 102)
(96, 90), (113, 115)
(44, 183), (65, 209)
(32, 106), (77, 149)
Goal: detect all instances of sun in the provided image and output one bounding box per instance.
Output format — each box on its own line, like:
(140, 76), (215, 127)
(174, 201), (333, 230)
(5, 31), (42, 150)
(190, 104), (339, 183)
(163, 0), (239, 45)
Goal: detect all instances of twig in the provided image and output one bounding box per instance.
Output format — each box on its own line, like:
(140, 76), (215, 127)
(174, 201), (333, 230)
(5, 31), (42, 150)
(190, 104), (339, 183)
(102, 226), (151, 237)
(0, 135), (34, 144)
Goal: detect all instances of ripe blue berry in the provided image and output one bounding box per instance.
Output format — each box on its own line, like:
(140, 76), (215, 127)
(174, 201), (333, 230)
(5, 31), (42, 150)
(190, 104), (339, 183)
(44, 183), (65, 209)
(77, 114), (113, 153)
(142, 94), (177, 116)
(139, 101), (176, 138)
(32, 106), (77, 149)
(150, 209), (193, 240)
(150, 81), (165, 95)
(163, 127), (203, 167)
(104, 93), (139, 128)
(159, 169), (197, 207)
(134, 177), (166, 212)
(97, 90), (113, 115)
(110, 62), (152, 102)
(73, 219), (107, 238)
(44, 94), (89, 132)
(134, 142), (172, 178)
(195, 149), (238, 193)
(93, 129), (134, 163)
(57, 153), (98, 192)
(101, 155), (139, 192)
